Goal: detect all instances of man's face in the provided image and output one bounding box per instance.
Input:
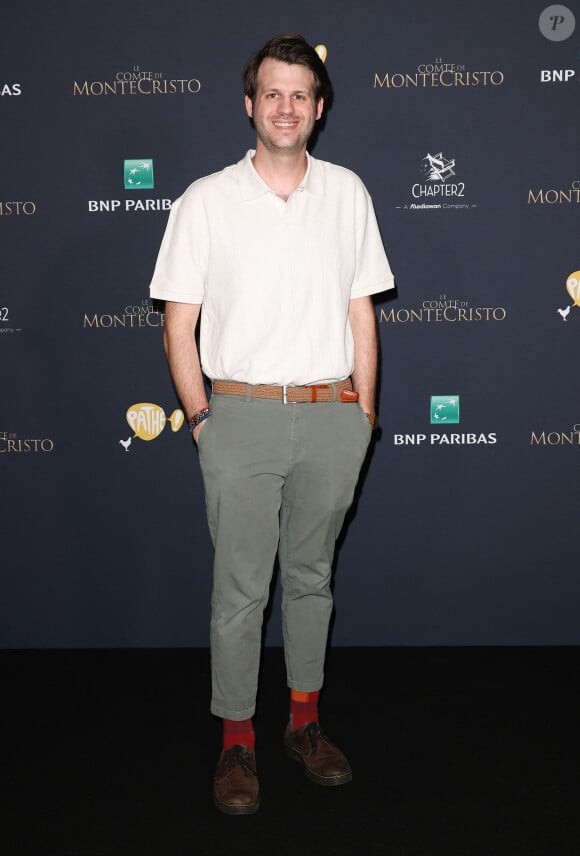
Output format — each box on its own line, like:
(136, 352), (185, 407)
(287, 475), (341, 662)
(245, 58), (324, 155)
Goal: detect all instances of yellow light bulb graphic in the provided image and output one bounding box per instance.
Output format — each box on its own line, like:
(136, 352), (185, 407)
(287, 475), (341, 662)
(315, 44), (327, 63)
(169, 409), (184, 432)
(566, 271), (580, 307)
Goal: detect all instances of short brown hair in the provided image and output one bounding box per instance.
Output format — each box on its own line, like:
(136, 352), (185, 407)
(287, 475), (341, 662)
(242, 33), (333, 109)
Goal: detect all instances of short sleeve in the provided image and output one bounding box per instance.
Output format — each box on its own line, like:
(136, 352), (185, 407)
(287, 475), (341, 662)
(148, 185), (209, 304)
(350, 181), (395, 299)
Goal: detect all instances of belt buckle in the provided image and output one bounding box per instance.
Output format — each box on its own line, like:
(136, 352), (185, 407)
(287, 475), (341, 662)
(282, 385), (288, 404)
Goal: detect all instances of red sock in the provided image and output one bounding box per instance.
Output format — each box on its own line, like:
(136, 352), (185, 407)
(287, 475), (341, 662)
(223, 718), (255, 750)
(290, 689), (320, 731)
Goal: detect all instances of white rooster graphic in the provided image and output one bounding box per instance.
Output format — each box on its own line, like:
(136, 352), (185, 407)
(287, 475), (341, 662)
(557, 306), (570, 321)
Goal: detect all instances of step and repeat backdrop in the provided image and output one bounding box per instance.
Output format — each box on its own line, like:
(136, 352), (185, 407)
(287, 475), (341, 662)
(1, 1), (578, 647)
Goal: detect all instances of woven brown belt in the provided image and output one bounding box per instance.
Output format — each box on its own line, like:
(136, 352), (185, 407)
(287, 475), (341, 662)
(212, 377), (355, 403)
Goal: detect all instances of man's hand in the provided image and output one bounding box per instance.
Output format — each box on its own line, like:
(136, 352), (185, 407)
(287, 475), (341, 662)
(163, 301), (210, 428)
(192, 418), (209, 445)
(348, 295), (378, 418)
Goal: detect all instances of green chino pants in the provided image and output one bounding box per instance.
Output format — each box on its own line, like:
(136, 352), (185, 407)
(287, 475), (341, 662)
(197, 386), (372, 720)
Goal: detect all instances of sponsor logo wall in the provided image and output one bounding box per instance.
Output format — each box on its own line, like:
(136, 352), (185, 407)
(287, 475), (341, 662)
(1, 0), (579, 648)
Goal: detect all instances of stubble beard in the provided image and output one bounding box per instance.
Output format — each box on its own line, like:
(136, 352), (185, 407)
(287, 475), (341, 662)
(254, 116), (315, 157)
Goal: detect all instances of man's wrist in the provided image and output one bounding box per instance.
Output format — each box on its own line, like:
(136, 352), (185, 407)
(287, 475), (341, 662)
(357, 396), (377, 429)
(188, 407), (212, 433)
(365, 411), (379, 429)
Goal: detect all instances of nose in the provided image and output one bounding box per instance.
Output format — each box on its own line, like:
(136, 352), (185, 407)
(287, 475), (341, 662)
(277, 95), (294, 114)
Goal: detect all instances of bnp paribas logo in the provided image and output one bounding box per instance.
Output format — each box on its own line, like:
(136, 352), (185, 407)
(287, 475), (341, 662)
(393, 394), (496, 445)
(430, 395), (460, 424)
(124, 159), (154, 190)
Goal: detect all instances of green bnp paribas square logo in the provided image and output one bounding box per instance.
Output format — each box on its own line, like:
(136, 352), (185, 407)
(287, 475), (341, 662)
(430, 395), (460, 424)
(124, 159), (154, 190)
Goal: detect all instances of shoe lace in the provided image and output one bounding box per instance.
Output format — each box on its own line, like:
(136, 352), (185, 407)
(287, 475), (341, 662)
(305, 721), (325, 751)
(225, 744), (255, 775)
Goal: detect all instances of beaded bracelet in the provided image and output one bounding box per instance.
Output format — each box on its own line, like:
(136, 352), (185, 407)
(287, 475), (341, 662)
(188, 407), (212, 433)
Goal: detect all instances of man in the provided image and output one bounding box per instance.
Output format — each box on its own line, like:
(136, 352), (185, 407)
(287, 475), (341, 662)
(149, 34), (395, 815)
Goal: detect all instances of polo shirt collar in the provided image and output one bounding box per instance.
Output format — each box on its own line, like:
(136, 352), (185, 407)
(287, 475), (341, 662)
(237, 149), (324, 201)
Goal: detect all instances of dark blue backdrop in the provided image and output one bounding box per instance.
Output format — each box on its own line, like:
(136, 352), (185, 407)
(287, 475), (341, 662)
(2, 0), (579, 647)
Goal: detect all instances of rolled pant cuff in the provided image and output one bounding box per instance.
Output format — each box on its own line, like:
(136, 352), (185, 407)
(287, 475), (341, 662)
(211, 701), (256, 720)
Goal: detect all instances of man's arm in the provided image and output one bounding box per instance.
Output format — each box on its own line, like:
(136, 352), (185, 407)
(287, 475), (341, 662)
(348, 295), (378, 426)
(163, 301), (209, 442)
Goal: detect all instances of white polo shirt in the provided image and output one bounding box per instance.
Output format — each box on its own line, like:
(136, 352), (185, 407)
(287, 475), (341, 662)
(149, 150), (394, 386)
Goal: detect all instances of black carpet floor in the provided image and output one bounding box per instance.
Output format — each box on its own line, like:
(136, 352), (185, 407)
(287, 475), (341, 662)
(2, 646), (579, 856)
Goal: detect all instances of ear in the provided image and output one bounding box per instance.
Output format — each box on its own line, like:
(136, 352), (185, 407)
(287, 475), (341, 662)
(315, 97), (324, 121)
(245, 95), (253, 119)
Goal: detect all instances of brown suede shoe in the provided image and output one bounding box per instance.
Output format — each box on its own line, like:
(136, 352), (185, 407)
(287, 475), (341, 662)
(284, 722), (352, 786)
(213, 745), (259, 815)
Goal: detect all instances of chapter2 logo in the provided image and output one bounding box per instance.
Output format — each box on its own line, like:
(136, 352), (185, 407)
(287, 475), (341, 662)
(397, 151), (474, 211)
(422, 153), (456, 183)
(119, 402), (184, 451)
